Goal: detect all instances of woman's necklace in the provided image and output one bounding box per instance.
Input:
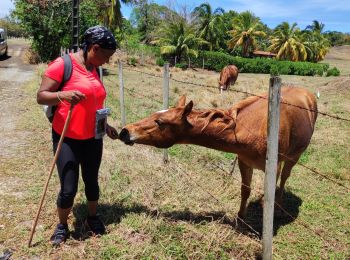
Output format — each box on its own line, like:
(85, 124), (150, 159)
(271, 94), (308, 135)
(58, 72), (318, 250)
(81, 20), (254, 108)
(76, 52), (94, 72)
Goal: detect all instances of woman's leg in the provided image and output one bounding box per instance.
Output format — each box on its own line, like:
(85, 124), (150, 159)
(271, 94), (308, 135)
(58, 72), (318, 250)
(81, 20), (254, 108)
(52, 130), (80, 223)
(81, 138), (105, 235)
(81, 138), (103, 216)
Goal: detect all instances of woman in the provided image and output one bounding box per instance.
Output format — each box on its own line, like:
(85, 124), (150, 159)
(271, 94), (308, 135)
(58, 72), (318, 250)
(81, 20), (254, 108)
(37, 25), (119, 246)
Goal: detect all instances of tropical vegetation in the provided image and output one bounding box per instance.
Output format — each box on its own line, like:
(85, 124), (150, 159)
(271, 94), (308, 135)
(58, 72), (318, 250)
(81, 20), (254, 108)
(1, 0), (347, 73)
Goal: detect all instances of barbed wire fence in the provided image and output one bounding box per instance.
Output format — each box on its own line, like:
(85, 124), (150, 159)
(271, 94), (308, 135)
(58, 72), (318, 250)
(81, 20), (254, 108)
(103, 61), (349, 258)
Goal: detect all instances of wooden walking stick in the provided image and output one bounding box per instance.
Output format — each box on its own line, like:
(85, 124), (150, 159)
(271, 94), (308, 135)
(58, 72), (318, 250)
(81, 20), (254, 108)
(28, 105), (74, 247)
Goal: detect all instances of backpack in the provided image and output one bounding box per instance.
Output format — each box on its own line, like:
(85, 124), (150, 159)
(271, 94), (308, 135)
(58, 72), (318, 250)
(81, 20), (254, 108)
(43, 54), (73, 123)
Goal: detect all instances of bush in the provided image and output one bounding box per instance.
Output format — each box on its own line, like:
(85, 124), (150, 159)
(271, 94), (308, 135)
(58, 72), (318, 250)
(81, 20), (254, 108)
(127, 56), (137, 66)
(326, 67), (340, 77)
(175, 63), (188, 70)
(156, 57), (165, 67)
(192, 51), (337, 77)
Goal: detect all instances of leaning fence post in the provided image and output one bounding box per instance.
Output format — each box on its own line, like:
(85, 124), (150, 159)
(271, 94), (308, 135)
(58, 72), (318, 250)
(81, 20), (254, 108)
(163, 63), (170, 164)
(263, 76), (281, 260)
(118, 61), (126, 127)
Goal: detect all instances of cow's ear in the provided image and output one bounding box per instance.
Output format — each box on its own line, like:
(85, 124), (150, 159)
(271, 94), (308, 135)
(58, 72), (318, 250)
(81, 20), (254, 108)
(176, 95), (186, 107)
(182, 101), (193, 118)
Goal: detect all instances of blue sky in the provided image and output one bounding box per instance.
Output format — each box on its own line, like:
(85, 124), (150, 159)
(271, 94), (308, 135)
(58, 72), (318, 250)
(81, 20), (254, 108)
(1, 0), (349, 33)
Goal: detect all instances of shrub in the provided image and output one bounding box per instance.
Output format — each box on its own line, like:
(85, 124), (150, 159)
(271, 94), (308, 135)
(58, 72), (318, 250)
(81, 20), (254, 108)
(156, 57), (165, 67)
(326, 67), (340, 77)
(175, 63), (188, 70)
(127, 56), (137, 66)
(192, 51), (336, 77)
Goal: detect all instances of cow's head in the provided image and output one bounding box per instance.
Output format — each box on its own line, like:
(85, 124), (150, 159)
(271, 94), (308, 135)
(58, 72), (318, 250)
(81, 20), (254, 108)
(119, 96), (193, 148)
(218, 80), (227, 92)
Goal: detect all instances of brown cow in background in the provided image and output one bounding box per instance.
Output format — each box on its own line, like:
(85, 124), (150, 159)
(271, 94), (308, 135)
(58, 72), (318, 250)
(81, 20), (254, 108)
(218, 65), (239, 92)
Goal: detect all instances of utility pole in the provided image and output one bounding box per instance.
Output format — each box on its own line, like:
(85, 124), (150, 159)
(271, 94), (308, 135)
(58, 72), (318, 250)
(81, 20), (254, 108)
(72, 0), (79, 52)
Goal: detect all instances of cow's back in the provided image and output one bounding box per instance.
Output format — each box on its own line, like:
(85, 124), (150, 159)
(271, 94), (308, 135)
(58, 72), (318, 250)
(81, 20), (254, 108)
(235, 87), (317, 158)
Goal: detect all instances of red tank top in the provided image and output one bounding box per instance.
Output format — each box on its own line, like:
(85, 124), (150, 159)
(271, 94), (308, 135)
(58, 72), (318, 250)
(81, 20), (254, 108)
(45, 53), (106, 139)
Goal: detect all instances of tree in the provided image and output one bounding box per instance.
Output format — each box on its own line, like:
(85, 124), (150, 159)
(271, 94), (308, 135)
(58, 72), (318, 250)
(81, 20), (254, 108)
(303, 20), (330, 62)
(0, 16), (28, 38)
(227, 11), (266, 57)
(269, 22), (307, 61)
(130, 1), (178, 43)
(191, 2), (225, 51)
(13, 0), (71, 62)
(306, 20), (325, 34)
(151, 19), (208, 63)
(97, 0), (136, 31)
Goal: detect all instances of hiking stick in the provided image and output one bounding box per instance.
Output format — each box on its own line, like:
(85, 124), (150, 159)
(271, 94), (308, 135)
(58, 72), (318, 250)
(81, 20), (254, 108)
(28, 105), (74, 247)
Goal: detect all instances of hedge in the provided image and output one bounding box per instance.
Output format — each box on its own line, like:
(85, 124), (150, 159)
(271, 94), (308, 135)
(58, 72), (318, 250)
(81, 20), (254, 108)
(192, 51), (334, 76)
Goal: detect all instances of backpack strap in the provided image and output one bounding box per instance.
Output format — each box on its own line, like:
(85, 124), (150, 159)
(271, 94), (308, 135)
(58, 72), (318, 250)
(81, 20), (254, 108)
(58, 54), (73, 91)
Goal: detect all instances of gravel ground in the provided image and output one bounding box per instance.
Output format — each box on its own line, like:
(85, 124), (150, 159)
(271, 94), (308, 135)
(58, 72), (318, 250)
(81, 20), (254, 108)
(0, 39), (35, 159)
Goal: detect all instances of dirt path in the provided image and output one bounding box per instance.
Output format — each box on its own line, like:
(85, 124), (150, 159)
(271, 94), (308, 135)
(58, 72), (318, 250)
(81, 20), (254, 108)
(0, 39), (35, 158)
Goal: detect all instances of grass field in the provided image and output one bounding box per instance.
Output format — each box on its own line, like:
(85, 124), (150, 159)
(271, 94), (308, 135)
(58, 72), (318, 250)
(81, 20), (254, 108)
(0, 46), (349, 259)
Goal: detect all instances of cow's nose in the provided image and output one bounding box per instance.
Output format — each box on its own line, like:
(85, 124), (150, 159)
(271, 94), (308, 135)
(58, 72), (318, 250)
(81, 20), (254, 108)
(119, 128), (130, 143)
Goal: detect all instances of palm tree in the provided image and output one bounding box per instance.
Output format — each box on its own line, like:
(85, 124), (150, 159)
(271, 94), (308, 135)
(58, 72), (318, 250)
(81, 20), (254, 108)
(151, 19), (208, 63)
(98, 0), (136, 30)
(192, 2), (225, 51)
(306, 20), (325, 34)
(303, 31), (330, 62)
(269, 22), (307, 61)
(303, 20), (330, 62)
(227, 11), (266, 57)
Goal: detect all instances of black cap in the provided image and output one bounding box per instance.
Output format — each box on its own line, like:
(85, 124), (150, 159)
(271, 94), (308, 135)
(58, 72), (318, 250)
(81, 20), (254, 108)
(81, 25), (118, 51)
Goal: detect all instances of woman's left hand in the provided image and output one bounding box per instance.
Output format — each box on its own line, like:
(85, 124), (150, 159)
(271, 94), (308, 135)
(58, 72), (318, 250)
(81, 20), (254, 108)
(106, 124), (119, 140)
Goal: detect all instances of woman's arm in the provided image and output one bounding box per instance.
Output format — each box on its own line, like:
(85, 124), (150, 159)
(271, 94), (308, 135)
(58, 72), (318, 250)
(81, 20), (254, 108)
(37, 75), (86, 105)
(106, 123), (118, 139)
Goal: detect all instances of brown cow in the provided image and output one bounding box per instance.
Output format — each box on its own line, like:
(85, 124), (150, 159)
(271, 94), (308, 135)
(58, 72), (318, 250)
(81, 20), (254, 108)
(119, 87), (317, 218)
(218, 65), (239, 91)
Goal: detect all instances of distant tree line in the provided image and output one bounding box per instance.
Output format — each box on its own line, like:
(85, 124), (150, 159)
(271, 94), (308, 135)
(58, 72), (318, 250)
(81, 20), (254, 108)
(3, 0), (350, 64)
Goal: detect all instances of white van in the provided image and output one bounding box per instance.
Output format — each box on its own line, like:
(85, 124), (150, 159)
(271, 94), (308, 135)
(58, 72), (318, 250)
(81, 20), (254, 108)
(0, 28), (8, 57)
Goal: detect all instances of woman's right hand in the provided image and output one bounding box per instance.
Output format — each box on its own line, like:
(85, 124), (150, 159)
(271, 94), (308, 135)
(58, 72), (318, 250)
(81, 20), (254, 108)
(60, 90), (86, 105)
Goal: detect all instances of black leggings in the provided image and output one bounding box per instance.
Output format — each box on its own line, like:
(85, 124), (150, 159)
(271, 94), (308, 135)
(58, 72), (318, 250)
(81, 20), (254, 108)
(52, 130), (103, 209)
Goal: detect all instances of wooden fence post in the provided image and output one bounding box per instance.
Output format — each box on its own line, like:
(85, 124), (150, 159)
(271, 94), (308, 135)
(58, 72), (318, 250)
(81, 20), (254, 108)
(163, 63), (170, 163)
(263, 76), (281, 260)
(118, 61), (126, 127)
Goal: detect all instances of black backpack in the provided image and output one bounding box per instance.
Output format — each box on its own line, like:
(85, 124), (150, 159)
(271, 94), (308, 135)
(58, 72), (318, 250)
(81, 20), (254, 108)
(44, 54), (73, 123)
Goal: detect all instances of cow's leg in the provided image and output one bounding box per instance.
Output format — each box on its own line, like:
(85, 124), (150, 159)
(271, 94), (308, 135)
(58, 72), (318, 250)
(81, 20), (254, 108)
(237, 159), (253, 218)
(276, 162), (282, 186)
(276, 160), (297, 205)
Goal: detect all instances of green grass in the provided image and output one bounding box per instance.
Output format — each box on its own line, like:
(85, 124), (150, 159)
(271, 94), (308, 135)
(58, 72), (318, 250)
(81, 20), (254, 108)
(1, 53), (349, 259)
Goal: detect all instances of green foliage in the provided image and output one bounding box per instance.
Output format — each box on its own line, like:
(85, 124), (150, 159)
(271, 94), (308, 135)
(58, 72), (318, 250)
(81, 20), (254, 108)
(130, 2), (180, 44)
(0, 17), (28, 37)
(192, 51), (335, 76)
(13, 0), (71, 62)
(326, 67), (340, 77)
(79, 0), (101, 34)
(175, 63), (188, 70)
(127, 56), (137, 66)
(192, 3), (226, 51)
(228, 11), (267, 57)
(153, 19), (208, 64)
(324, 31), (350, 46)
(156, 57), (165, 66)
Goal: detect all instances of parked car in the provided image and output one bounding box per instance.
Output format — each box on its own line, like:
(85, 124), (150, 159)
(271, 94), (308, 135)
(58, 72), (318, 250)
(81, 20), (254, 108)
(0, 28), (8, 57)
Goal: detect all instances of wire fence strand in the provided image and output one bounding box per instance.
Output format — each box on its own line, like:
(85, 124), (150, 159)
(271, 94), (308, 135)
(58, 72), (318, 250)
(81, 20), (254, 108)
(114, 64), (350, 122)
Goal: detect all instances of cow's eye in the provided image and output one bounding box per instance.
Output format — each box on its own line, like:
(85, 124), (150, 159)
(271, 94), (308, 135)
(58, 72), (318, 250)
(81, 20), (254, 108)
(155, 119), (163, 127)
(155, 119), (166, 130)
